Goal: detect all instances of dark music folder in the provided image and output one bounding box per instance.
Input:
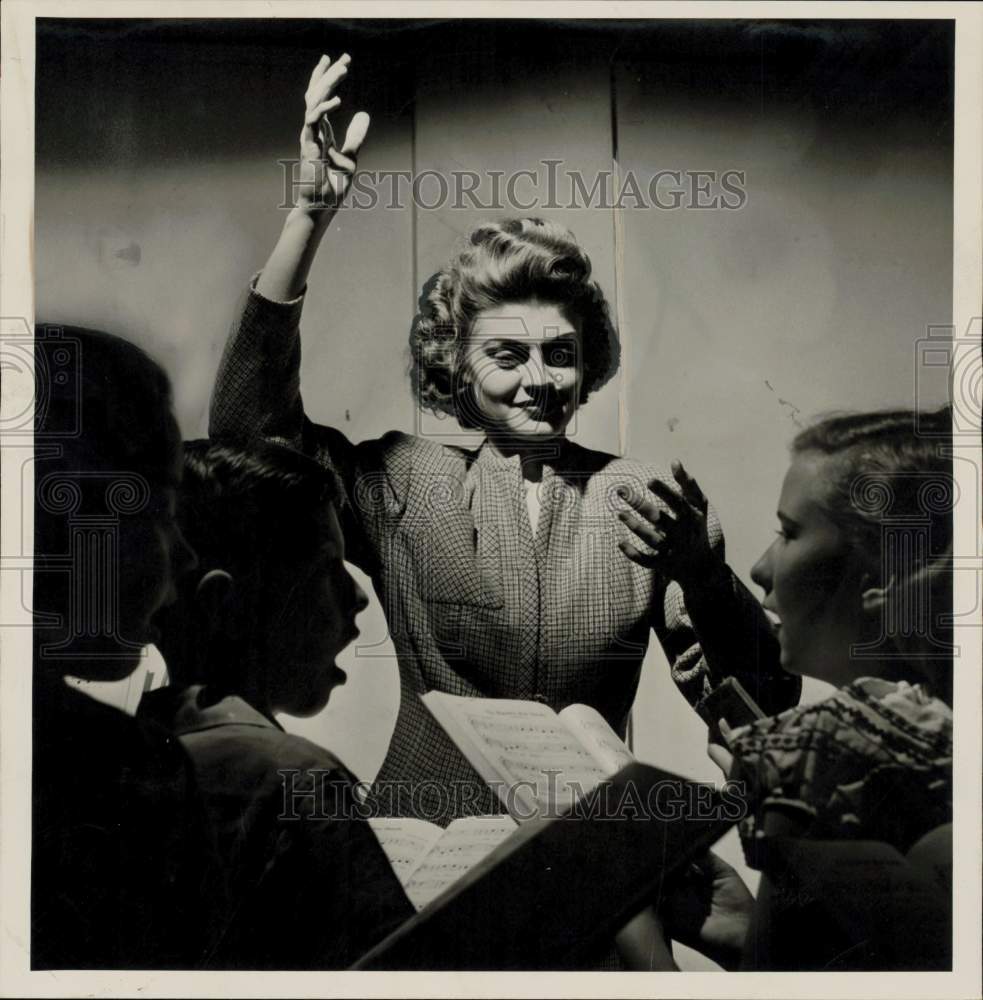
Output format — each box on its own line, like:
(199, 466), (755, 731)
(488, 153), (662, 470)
(353, 762), (739, 970)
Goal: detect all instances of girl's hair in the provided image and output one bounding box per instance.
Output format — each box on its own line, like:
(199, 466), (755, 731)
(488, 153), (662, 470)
(408, 218), (620, 427)
(792, 406), (953, 692)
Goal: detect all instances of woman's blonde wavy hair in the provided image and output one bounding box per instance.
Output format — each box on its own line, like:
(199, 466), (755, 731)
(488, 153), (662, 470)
(408, 218), (620, 428)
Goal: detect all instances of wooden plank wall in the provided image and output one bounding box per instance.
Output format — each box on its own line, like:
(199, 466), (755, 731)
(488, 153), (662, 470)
(36, 21), (953, 968)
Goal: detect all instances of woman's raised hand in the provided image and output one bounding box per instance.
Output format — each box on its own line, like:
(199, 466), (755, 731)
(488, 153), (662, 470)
(254, 55), (370, 300)
(297, 54), (371, 211)
(617, 461), (724, 591)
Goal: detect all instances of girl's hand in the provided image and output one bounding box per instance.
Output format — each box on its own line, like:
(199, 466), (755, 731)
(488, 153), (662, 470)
(617, 461), (723, 591)
(707, 718), (736, 777)
(296, 54), (371, 211)
(661, 850), (754, 970)
(615, 908), (680, 971)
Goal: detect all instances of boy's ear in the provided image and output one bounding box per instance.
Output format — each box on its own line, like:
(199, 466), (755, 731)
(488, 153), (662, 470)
(194, 569), (238, 637)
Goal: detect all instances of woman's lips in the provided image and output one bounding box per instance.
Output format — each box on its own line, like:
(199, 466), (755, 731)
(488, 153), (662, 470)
(517, 403), (562, 423)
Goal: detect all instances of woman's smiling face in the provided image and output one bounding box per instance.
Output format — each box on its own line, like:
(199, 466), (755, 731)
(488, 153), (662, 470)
(460, 300), (583, 441)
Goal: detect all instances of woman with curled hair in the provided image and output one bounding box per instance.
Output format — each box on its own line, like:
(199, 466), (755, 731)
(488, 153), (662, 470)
(211, 55), (797, 825)
(409, 218), (619, 429)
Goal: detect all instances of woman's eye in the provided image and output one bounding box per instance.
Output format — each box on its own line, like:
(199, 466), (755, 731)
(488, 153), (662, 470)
(545, 344), (576, 367)
(492, 350), (523, 368)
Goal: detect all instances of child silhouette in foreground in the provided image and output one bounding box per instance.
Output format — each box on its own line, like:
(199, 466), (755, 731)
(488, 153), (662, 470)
(141, 440), (414, 968)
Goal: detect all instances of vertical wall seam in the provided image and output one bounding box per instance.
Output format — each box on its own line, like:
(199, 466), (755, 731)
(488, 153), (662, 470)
(609, 56), (629, 459)
(410, 63), (419, 314)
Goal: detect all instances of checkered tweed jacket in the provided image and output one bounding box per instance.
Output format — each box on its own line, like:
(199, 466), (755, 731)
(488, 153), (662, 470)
(210, 283), (800, 826)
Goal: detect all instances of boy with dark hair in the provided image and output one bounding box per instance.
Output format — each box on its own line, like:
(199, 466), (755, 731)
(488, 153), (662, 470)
(139, 439), (413, 969)
(32, 325), (212, 969)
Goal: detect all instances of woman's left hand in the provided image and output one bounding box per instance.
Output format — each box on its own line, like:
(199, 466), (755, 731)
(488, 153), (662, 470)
(617, 461), (723, 589)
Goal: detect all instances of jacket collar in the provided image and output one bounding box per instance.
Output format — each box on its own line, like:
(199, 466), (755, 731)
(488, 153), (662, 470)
(474, 434), (571, 473)
(138, 684), (281, 737)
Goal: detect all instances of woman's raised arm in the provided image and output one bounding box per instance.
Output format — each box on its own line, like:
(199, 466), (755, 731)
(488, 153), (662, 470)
(210, 55), (370, 449)
(256, 54), (370, 302)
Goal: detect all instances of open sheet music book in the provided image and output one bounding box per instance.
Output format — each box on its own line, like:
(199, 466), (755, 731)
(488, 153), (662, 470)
(369, 815), (517, 912)
(368, 695), (633, 912)
(422, 692), (635, 819)
(355, 762), (740, 970)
